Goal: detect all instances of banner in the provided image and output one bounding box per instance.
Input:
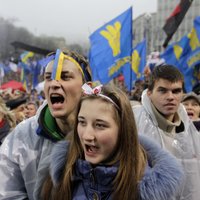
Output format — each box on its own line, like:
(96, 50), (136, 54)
(131, 39), (146, 83)
(161, 16), (200, 92)
(89, 7), (132, 90)
(163, 0), (193, 48)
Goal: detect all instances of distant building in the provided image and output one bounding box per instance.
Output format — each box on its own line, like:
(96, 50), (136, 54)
(133, 13), (157, 55)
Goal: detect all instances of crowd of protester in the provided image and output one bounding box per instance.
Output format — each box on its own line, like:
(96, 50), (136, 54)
(0, 49), (199, 200)
(0, 86), (45, 126)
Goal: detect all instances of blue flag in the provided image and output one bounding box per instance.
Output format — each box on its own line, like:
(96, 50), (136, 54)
(89, 7), (132, 90)
(32, 61), (41, 88)
(0, 64), (5, 81)
(131, 39), (147, 84)
(161, 16), (200, 92)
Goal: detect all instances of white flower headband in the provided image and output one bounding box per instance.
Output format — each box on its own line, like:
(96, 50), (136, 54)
(82, 83), (119, 110)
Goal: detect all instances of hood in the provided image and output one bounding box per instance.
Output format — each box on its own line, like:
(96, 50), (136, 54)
(141, 89), (190, 130)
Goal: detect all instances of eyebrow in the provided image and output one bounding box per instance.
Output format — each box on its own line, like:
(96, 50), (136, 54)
(45, 70), (71, 74)
(157, 86), (182, 91)
(78, 116), (84, 119)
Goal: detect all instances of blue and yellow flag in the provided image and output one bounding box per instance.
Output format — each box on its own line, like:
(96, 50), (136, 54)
(18, 61), (32, 91)
(51, 49), (65, 80)
(89, 7), (132, 90)
(20, 67), (28, 91)
(161, 16), (200, 92)
(20, 51), (34, 64)
(131, 39), (146, 83)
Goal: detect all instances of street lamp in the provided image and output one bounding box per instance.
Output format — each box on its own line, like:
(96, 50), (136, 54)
(144, 13), (152, 55)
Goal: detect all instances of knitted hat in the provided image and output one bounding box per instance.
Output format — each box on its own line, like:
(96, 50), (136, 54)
(182, 92), (200, 105)
(6, 97), (27, 110)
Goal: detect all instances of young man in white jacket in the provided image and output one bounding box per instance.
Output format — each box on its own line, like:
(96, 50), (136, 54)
(0, 49), (91, 200)
(133, 64), (200, 200)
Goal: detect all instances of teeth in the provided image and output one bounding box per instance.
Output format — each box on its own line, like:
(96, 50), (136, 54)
(87, 145), (98, 152)
(51, 94), (62, 97)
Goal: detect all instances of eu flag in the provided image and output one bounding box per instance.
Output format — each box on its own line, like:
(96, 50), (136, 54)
(131, 39), (146, 84)
(161, 16), (200, 92)
(89, 7), (132, 90)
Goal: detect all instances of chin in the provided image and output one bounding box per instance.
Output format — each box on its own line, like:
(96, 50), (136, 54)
(85, 156), (102, 165)
(51, 110), (67, 118)
(86, 159), (99, 165)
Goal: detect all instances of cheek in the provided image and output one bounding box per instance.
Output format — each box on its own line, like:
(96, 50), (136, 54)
(195, 107), (200, 114)
(66, 81), (82, 96)
(44, 84), (49, 97)
(184, 105), (189, 110)
(98, 133), (118, 148)
(176, 94), (183, 102)
(77, 126), (83, 139)
(151, 95), (161, 106)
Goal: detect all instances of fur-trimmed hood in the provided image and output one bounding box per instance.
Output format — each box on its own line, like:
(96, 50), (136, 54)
(50, 135), (184, 200)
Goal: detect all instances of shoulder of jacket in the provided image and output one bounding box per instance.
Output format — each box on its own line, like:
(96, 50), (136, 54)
(139, 135), (184, 200)
(50, 140), (70, 186)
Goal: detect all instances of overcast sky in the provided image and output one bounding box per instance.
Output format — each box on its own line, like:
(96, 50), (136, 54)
(0, 0), (157, 44)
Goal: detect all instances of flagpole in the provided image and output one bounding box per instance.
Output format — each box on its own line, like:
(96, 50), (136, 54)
(130, 55), (132, 93)
(130, 6), (133, 93)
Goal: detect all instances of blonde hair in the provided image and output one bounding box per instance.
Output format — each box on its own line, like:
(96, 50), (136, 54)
(0, 96), (16, 128)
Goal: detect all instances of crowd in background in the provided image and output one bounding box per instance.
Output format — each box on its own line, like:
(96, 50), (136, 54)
(0, 49), (200, 200)
(0, 87), (45, 143)
(1, 61), (200, 145)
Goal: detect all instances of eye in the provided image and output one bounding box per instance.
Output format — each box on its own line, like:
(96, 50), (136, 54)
(78, 118), (86, 126)
(60, 72), (73, 81)
(44, 74), (52, 81)
(61, 75), (72, 80)
(172, 88), (182, 94)
(158, 88), (167, 93)
(96, 123), (107, 129)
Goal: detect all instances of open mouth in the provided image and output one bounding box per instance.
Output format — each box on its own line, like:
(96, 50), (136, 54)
(85, 144), (99, 153)
(50, 94), (64, 104)
(187, 112), (194, 117)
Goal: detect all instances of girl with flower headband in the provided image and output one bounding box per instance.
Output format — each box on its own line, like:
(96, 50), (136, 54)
(0, 49), (92, 199)
(41, 83), (184, 200)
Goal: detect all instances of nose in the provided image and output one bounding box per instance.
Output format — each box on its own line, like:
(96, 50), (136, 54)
(82, 125), (95, 141)
(186, 104), (193, 109)
(50, 79), (61, 90)
(167, 91), (175, 100)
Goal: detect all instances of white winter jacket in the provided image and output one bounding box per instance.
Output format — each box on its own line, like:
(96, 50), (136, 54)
(0, 101), (56, 200)
(133, 89), (200, 200)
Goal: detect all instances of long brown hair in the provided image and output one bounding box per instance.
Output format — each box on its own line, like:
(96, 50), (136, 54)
(41, 84), (147, 200)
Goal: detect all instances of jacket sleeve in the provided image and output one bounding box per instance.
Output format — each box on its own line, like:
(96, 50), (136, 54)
(0, 118), (40, 200)
(33, 140), (70, 199)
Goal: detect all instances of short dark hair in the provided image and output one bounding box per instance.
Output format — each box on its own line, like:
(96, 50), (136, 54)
(148, 64), (184, 91)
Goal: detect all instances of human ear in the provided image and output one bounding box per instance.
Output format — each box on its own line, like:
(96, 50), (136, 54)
(147, 89), (152, 96)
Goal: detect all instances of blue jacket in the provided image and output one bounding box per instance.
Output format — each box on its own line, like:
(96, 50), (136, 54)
(49, 135), (184, 200)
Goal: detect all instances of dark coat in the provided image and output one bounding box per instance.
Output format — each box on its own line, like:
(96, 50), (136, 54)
(49, 135), (184, 200)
